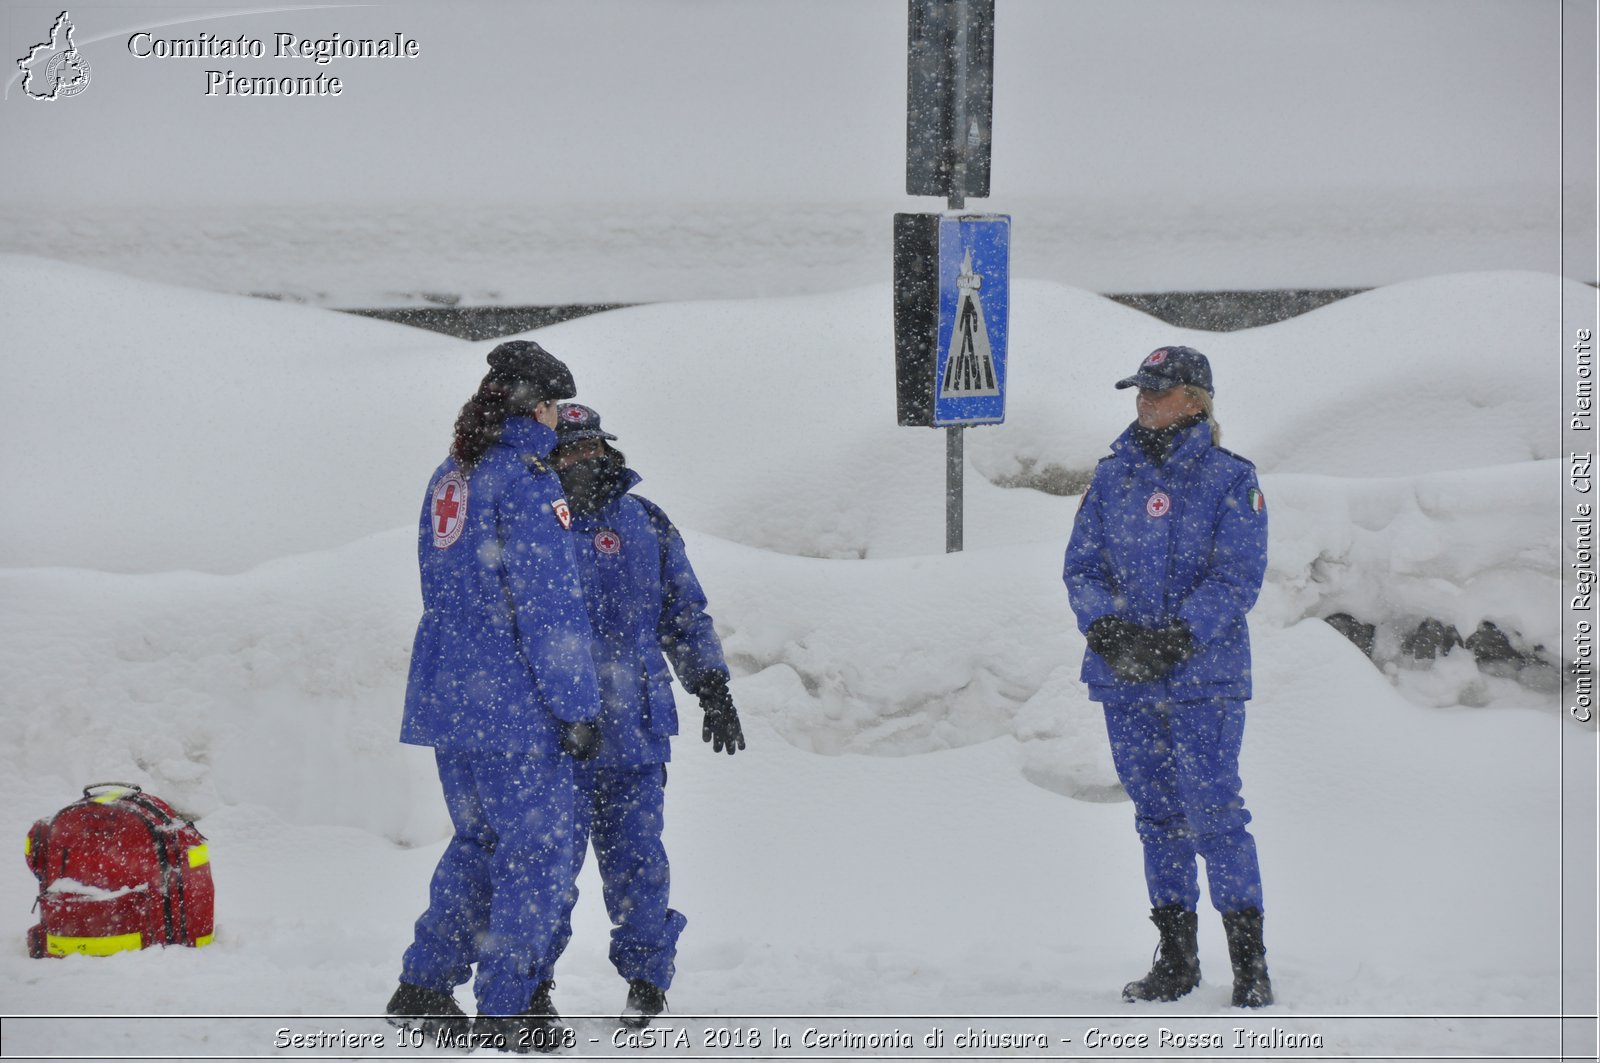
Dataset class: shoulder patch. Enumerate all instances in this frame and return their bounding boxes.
[1247,486,1266,514]
[431,471,468,549]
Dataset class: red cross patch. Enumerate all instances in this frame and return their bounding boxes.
[1146,490,1171,518]
[594,529,622,555]
[561,405,589,424]
[431,472,468,549]
[551,498,572,530]
[1145,348,1169,365]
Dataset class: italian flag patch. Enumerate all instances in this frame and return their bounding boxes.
[1248,487,1266,513]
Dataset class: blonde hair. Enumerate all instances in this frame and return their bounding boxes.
[1182,385,1222,446]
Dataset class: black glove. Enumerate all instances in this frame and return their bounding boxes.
[1143,623,1195,670]
[560,721,601,761]
[696,674,746,755]
[1085,615,1140,659]
[1088,617,1194,683]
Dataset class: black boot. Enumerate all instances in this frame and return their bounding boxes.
[620,979,667,1027]
[385,982,470,1043]
[1221,907,1275,1007]
[529,980,559,1021]
[1122,905,1201,1002]
[470,980,567,1055]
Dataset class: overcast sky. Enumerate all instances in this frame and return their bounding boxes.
[0,0,1578,209]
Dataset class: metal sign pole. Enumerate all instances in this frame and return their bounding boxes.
[946,423,964,552]
[944,196,964,553]
[945,0,968,554]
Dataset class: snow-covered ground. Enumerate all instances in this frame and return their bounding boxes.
[0,253,1589,1060]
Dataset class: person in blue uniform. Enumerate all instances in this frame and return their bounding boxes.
[386,341,604,1053]
[1063,345,1274,1009]
[526,402,745,1029]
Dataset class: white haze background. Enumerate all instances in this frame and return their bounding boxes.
[0,1,1594,1061]
[0,0,1585,303]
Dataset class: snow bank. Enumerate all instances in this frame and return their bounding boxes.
[5,257,1571,573]
[1,256,466,572]
[6,255,1566,709]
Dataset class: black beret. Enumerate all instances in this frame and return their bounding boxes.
[485,340,576,401]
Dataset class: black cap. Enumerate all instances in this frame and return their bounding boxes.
[554,402,618,444]
[1114,345,1214,396]
[485,340,576,401]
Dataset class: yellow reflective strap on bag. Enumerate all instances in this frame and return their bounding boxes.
[47,932,143,957]
[23,835,30,857]
[194,933,214,948]
[90,789,129,804]
[187,844,209,868]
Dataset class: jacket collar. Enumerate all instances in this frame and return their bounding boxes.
[496,416,558,458]
[566,466,643,523]
[1111,418,1212,470]
[593,467,643,512]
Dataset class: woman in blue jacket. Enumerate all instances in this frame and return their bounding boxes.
[387,341,604,1052]
[527,402,744,1029]
[1064,346,1274,1008]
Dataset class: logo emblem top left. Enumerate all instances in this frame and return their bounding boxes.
[17,11,91,101]
[432,472,468,549]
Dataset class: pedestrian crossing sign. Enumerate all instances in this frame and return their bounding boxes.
[939,246,1000,397]
[893,212,1010,428]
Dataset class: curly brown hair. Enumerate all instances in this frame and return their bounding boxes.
[450,376,545,470]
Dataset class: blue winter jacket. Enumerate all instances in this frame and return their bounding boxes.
[1064,419,1268,703]
[401,417,602,752]
[566,469,729,767]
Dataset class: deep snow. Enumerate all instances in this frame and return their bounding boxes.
[0,255,1590,1060]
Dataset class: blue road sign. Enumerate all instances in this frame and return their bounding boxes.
[933,214,1009,426]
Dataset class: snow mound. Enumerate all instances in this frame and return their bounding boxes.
[3,258,1575,574]
[1,257,464,573]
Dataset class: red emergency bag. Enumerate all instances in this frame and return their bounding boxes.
[24,783,214,958]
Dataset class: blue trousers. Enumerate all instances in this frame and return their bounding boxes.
[400,749,577,1017]
[532,762,686,990]
[1102,697,1264,913]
